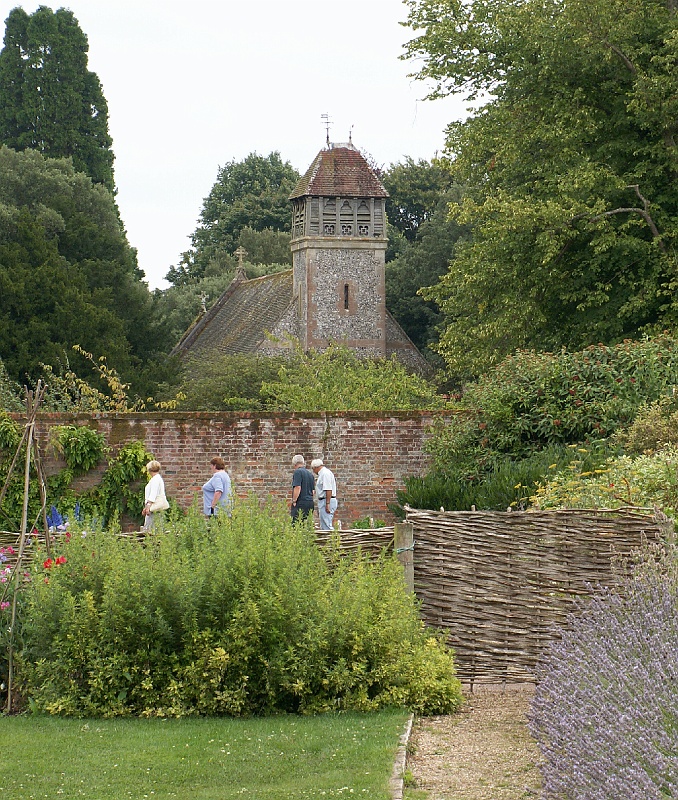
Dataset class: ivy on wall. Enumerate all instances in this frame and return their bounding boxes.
[0,413,152,530]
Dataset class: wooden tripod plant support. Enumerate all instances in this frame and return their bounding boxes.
[1,381,50,713]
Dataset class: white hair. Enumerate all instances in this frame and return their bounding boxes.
[310,458,324,469]
[292,454,305,466]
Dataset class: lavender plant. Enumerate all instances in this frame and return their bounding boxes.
[530,544,678,799]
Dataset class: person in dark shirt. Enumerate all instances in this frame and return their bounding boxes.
[290,454,315,524]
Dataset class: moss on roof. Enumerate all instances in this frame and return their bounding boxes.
[289,144,388,199]
[172,270,294,358]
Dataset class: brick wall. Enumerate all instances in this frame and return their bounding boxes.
[29,412,441,526]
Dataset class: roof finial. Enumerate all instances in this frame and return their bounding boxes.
[321,112,332,147]
[234,246,248,280]
[348,125,354,146]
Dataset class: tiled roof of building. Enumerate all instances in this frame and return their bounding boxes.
[289,143,388,199]
[171,270,294,359]
[171,268,430,374]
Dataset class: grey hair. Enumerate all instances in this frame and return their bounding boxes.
[292,454,305,466]
[310,458,324,469]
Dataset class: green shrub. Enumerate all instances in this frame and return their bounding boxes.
[397,445,610,512]
[15,500,462,717]
[0,359,22,412]
[620,398,678,455]
[261,343,445,411]
[429,335,678,476]
[350,516,388,529]
[172,353,288,411]
[532,446,678,515]
[53,425,107,473]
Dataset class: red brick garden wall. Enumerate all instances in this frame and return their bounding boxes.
[30,412,441,526]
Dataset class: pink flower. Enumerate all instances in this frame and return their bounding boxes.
[0,601,9,611]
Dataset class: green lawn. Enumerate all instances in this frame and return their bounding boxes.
[0,710,409,799]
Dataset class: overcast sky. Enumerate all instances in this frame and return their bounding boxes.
[1,0,468,289]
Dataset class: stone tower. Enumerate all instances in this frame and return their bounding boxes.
[289,141,389,356]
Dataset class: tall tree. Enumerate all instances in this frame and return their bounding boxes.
[404,0,678,380]
[168,152,299,285]
[0,6,114,191]
[383,158,469,353]
[0,146,165,392]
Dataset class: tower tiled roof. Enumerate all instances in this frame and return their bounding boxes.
[289,143,388,199]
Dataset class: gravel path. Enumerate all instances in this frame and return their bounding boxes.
[405,684,543,799]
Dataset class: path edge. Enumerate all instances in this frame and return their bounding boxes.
[390,713,414,799]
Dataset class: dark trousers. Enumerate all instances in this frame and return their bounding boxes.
[291,504,313,524]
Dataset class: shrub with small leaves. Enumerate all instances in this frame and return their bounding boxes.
[532,446,678,516]
[529,543,678,799]
[17,500,463,717]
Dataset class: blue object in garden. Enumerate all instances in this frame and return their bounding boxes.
[47,505,66,530]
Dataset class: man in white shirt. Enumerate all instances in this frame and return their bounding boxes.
[311,458,338,530]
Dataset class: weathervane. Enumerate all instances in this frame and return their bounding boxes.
[321,112,333,146]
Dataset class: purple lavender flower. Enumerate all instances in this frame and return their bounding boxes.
[530,552,678,799]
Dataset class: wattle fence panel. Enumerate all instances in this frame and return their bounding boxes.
[403,507,671,684]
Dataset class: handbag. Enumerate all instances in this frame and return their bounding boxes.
[149,495,169,513]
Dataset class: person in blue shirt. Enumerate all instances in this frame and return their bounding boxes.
[202,456,232,517]
[290,454,315,524]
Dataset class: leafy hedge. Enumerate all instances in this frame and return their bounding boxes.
[12,501,462,717]
[398,335,678,512]
[432,336,678,473]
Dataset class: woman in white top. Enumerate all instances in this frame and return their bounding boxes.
[142,460,166,530]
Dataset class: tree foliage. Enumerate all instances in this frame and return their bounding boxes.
[404,0,678,379]
[261,344,445,412]
[168,152,299,286]
[384,158,469,353]
[0,6,115,191]
[384,157,456,243]
[0,147,164,392]
[170,353,288,411]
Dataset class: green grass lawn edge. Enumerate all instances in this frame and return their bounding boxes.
[0,709,410,799]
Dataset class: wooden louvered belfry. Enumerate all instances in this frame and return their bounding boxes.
[288,141,389,356]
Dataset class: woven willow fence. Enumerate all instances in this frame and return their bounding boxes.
[4,509,671,686]
[315,527,395,558]
[405,507,672,684]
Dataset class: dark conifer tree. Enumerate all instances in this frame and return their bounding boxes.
[0,6,115,191]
